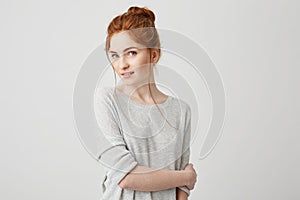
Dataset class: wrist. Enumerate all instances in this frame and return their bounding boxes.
[179,170,190,186]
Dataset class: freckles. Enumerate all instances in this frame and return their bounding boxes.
[111,65,118,73]
[111,61,118,69]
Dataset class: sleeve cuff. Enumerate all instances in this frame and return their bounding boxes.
[106,150,139,184]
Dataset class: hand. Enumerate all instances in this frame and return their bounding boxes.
[184,163,197,190]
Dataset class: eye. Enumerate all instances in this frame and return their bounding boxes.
[127,51,137,56]
[110,54,119,60]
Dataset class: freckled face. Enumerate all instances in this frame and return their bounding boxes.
[108,31,153,87]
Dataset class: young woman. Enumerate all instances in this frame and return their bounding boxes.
[94,6,197,200]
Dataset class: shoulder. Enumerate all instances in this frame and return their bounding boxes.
[94,86,117,107]
[94,86,115,99]
[170,96,191,114]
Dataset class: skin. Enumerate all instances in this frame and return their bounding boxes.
[108,31,197,198]
[108,31,165,103]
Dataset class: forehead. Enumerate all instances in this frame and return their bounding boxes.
[109,31,145,52]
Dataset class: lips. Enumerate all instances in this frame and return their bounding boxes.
[121,71,134,77]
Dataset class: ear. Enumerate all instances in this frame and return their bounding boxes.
[151,49,159,63]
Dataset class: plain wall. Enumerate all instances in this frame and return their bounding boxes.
[1,0,299,199]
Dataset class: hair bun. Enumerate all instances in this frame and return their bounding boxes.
[127,6,155,22]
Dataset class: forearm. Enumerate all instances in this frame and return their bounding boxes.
[118,165,188,191]
[176,187,188,200]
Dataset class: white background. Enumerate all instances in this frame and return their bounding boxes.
[1,0,299,199]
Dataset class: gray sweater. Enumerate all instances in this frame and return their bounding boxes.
[94,86,191,200]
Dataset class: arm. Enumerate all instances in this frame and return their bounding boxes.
[177,104,192,197]
[94,88,139,185]
[177,187,188,200]
[118,165,191,191]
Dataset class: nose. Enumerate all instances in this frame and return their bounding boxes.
[118,55,129,70]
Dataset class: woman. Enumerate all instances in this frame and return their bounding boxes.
[94,6,197,200]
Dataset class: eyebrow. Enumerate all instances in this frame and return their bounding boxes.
[108,47,138,54]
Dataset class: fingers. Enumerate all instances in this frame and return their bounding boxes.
[184,163,198,190]
[184,163,194,170]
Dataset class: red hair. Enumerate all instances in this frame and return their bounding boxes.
[105,6,161,62]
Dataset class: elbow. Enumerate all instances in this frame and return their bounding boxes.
[118,171,137,189]
[118,176,134,190]
[118,178,128,189]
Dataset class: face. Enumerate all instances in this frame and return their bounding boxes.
[108,31,158,87]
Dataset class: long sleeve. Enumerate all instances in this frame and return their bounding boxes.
[94,87,138,184]
[177,104,192,196]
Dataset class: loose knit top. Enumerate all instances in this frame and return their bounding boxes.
[94,86,191,200]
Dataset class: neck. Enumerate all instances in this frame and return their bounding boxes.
[118,82,161,102]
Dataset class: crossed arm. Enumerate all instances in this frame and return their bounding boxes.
[118,165,186,190]
[118,165,192,199]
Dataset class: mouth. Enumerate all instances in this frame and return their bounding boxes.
[121,71,134,78]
